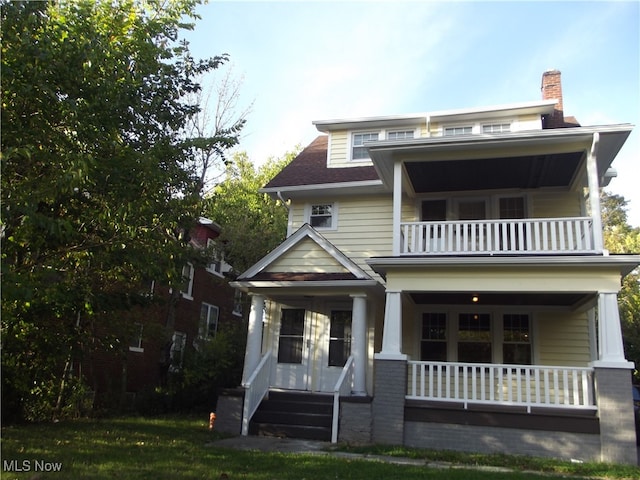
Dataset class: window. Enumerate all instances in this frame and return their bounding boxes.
[352,132,378,160]
[309,204,334,229]
[180,263,194,299]
[421,199,447,221]
[387,130,415,140]
[199,303,219,339]
[499,196,525,219]
[128,323,144,353]
[503,314,531,364]
[232,289,243,317]
[205,239,224,276]
[329,310,352,367]
[482,123,511,133]
[169,331,187,372]
[444,126,472,136]
[278,309,305,364]
[458,313,492,363]
[421,313,447,361]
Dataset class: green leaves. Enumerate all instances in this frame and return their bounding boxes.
[1,0,238,420]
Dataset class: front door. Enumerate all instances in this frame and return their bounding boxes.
[273,308,311,390]
[272,306,353,392]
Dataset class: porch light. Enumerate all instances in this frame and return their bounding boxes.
[472,295,479,303]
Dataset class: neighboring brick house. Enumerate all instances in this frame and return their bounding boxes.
[86,218,245,407]
[224,70,639,464]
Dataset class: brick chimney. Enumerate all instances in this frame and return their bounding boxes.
[541,69,564,128]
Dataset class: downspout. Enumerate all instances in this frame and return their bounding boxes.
[585,132,604,253]
[277,191,293,237]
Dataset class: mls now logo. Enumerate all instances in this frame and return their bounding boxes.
[3,459,63,472]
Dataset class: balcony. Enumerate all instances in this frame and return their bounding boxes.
[400,217,596,256]
[407,361,595,413]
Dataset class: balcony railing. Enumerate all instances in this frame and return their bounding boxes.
[400,217,595,255]
[407,361,595,412]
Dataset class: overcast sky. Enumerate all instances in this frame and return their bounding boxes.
[184,0,640,226]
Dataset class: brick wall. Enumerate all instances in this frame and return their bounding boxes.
[372,359,406,444]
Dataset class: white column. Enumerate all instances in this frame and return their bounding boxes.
[392,161,403,256]
[586,132,604,252]
[350,294,367,395]
[591,292,634,369]
[242,294,265,384]
[376,290,407,360]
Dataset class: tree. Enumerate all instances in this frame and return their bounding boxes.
[1,0,236,420]
[205,150,298,274]
[601,191,640,381]
[183,66,253,194]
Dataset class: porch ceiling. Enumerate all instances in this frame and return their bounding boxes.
[404,151,583,193]
[410,292,593,308]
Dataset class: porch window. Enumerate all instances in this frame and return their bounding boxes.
[199,302,219,339]
[278,309,305,364]
[503,314,531,364]
[499,196,525,219]
[352,132,378,160]
[457,313,492,363]
[328,310,352,367]
[420,313,447,361]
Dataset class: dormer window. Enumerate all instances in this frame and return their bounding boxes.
[483,123,511,133]
[387,130,415,140]
[444,126,472,136]
[352,132,378,160]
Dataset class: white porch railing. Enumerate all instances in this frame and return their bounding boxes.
[401,217,595,255]
[241,349,272,436]
[331,356,354,444]
[407,361,595,413]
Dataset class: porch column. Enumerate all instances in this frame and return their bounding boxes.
[350,294,367,395]
[592,292,634,369]
[591,294,636,464]
[585,132,604,252]
[242,294,265,384]
[376,290,406,360]
[392,160,403,256]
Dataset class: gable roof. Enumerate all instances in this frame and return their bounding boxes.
[234,224,375,285]
[261,136,380,191]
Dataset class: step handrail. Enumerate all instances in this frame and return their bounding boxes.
[331,355,354,443]
[241,349,272,436]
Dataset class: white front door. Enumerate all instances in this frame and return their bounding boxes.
[272,306,354,392]
[273,308,312,390]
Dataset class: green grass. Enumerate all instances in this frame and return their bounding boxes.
[0,415,638,479]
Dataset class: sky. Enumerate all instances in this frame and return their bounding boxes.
[184,0,640,226]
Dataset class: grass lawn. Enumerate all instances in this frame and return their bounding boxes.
[1,415,638,479]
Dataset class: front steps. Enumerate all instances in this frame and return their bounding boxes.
[249,390,333,441]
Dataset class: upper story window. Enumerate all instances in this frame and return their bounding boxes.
[387,130,415,140]
[180,263,194,300]
[206,238,225,277]
[444,126,472,136]
[308,203,336,229]
[482,123,511,133]
[352,132,379,160]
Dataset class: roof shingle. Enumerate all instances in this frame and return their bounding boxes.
[263,136,379,189]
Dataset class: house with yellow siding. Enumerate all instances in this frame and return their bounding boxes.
[222,70,639,464]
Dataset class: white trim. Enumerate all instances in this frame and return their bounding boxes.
[231,280,379,289]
